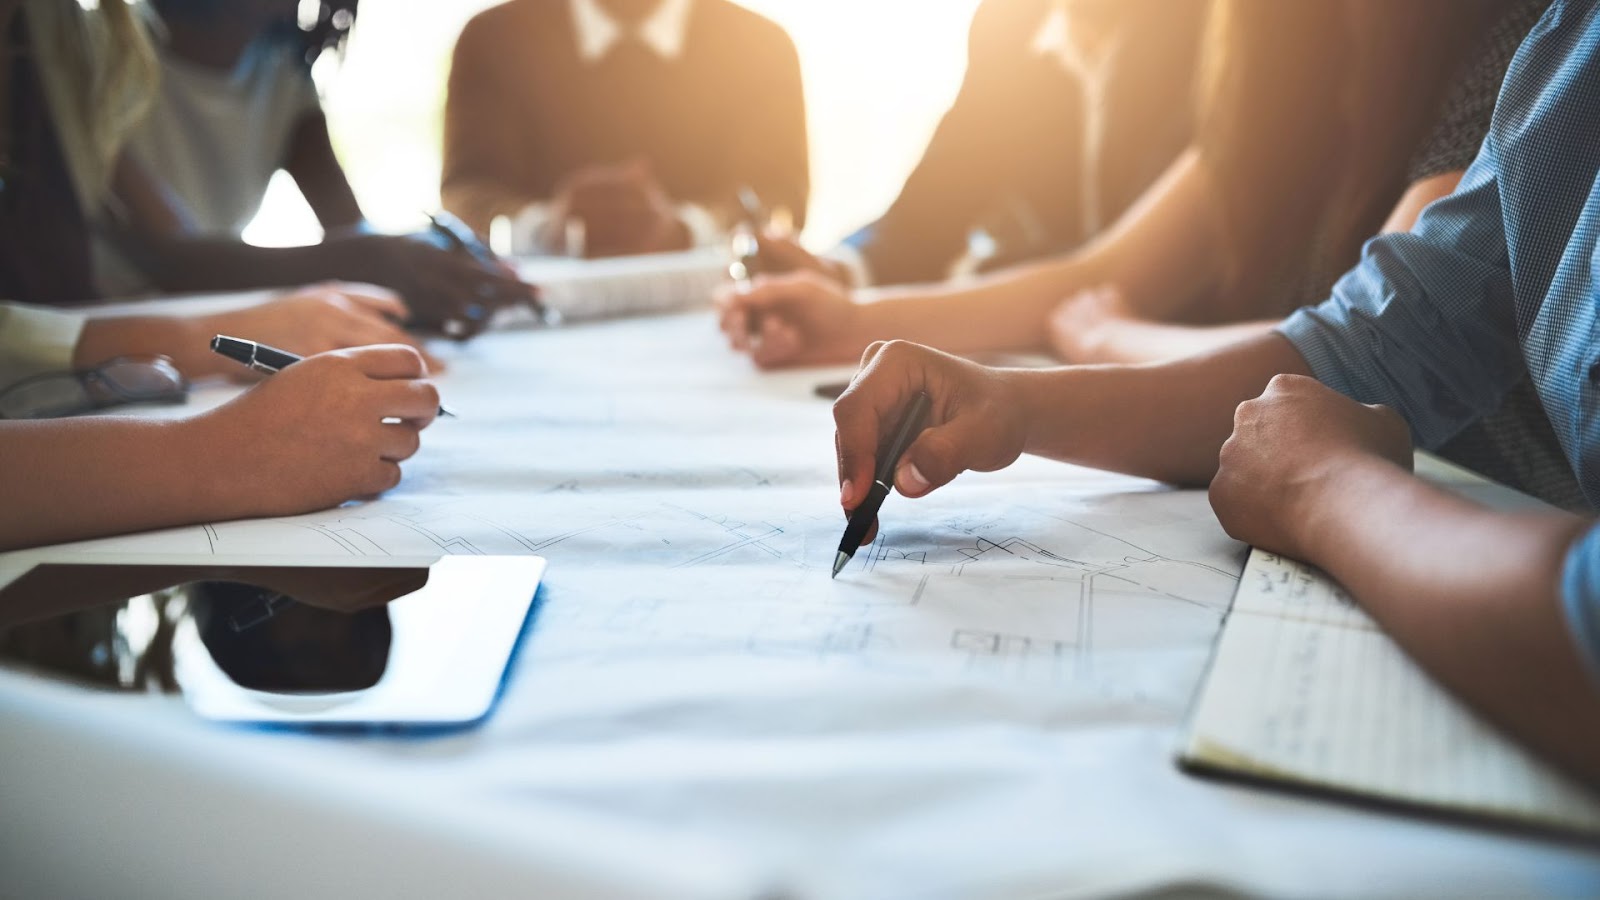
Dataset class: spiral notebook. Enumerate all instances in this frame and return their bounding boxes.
[1180,549,1600,839]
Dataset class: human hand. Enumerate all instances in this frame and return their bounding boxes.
[190,345,440,520]
[715,270,866,368]
[833,341,1032,542]
[544,160,691,258]
[1210,374,1414,559]
[1046,285,1128,363]
[335,233,535,338]
[197,283,443,379]
[752,232,855,286]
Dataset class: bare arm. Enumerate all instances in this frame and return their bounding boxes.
[284,112,365,231]
[724,150,1229,365]
[828,331,1310,529]
[1047,171,1470,366]
[1211,376,1600,786]
[0,346,439,553]
[860,150,1226,351]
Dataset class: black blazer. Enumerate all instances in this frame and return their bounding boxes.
[842,0,1207,285]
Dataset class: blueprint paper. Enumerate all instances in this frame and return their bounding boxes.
[4,313,1598,899]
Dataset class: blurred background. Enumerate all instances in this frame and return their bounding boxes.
[246,0,986,250]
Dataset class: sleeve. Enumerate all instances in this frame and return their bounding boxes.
[0,303,86,392]
[721,18,808,231]
[851,0,1067,286]
[1275,139,1525,450]
[1562,523,1600,686]
[441,12,538,235]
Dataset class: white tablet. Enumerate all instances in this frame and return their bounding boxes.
[0,555,545,731]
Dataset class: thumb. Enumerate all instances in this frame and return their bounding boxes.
[894,419,990,498]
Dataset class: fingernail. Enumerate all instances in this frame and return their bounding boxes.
[840,479,854,504]
[896,462,930,496]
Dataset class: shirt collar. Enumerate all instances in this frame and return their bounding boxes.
[570,0,694,63]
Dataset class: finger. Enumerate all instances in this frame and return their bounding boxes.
[355,323,445,373]
[893,420,986,498]
[858,340,887,372]
[833,379,900,510]
[752,319,801,369]
[373,378,442,428]
[374,421,424,463]
[360,460,404,498]
[347,344,429,380]
[331,284,410,321]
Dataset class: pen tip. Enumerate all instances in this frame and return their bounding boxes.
[831,552,849,579]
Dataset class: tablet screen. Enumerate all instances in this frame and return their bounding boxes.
[0,556,545,730]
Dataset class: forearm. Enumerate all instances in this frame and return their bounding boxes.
[1074,318,1279,365]
[1296,458,1600,785]
[75,314,237,380]
[859,254,1109,355]
[1018,332,1310,484]
[110,232,349,294]
[0,418,234,551]
[852,149,1228,355]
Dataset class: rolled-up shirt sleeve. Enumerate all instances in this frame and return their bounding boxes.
[1276,143,1527,450]
[0,303,85,391]
[1562,523,1600,685]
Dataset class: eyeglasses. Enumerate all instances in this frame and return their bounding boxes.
[0,355,189,420]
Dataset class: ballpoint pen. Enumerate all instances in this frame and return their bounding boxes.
[832,391,933,578]
[210,335,457,419]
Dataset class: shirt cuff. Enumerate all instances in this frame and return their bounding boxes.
[824,242,872,288]
[1561,522,1600,687]
[0,303,85,392]
[1275,308,1362,399]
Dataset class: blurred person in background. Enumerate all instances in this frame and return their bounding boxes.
[442,0,808,258]
[722,0,1584,510]
[1,0,439,552]
[99,0,534,337]
[757,0,1207,289]
[719,0,1497,366]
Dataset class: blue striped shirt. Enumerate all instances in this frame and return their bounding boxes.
[1277,0,1600,677]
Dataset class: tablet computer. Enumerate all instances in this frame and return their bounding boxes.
[0,555,545,731]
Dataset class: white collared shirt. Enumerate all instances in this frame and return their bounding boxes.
[570,0,695,63]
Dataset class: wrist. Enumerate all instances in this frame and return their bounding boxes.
[171,314,228,379]
[1290,450,1401,560]
[176,405,264,522]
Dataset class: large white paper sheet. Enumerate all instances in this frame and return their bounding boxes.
[3,312,1598,899]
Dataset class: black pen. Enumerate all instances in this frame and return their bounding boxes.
[210,335,457,419]
[832,391,933,578]
[425,210,552,326]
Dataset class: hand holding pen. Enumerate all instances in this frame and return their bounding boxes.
[212,335,458,418]
[830,341,1034,574]
[424,210,552,333]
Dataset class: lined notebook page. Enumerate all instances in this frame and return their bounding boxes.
[1183,550,1600,835]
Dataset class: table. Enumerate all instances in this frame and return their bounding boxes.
[2,311,1596,899]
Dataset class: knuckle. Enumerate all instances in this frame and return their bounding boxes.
[419,381,441,406]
